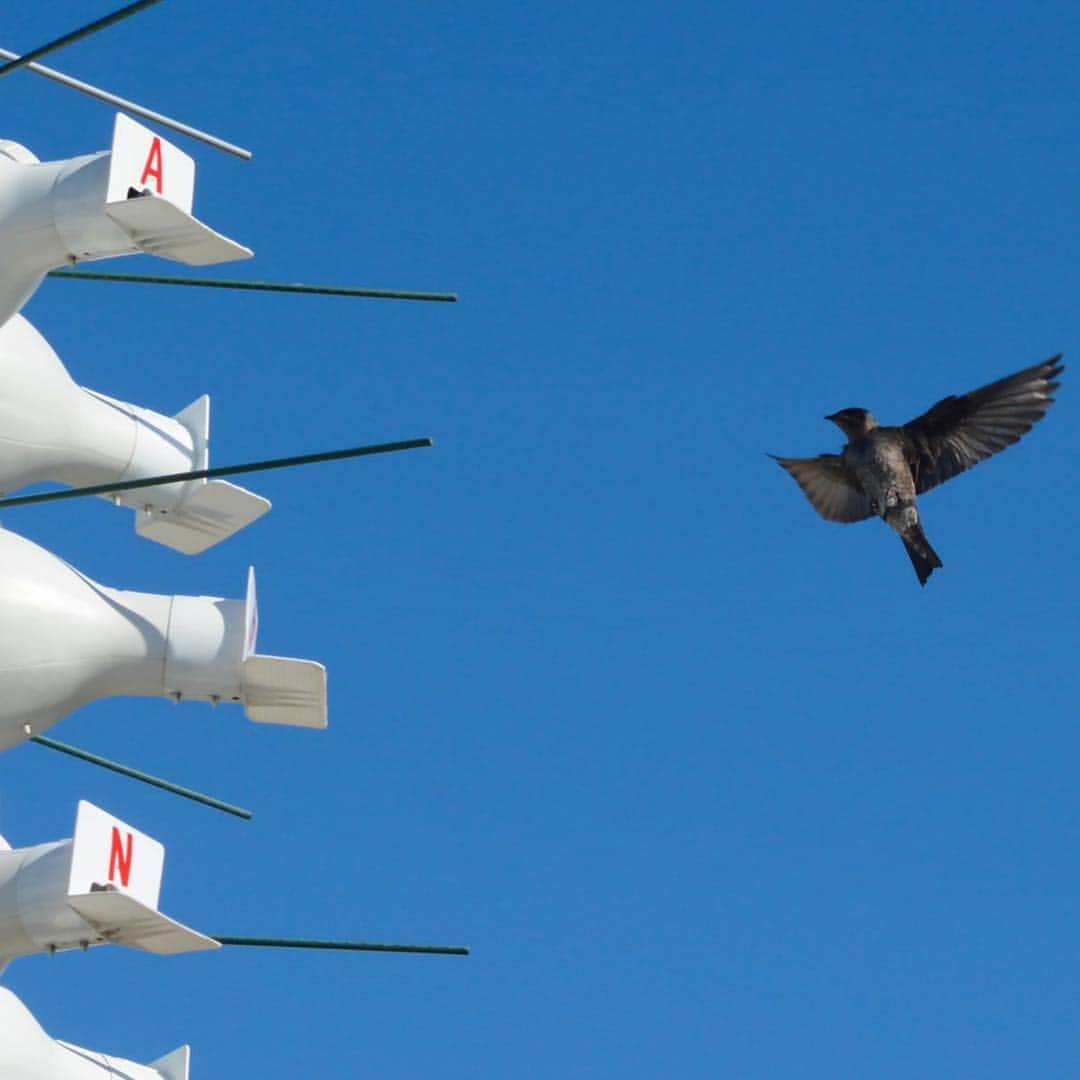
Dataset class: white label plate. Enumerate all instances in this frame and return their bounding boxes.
[107,113,195,213]
[67,800,164,909]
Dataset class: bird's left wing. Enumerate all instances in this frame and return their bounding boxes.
[770,454,874,523]
[901,356,1063,494]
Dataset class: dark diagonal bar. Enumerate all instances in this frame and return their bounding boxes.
[0,0,166,78]
[49,269,458,303]
[0,438,434,510]
[213,936,469,956]
[31,735,252,820]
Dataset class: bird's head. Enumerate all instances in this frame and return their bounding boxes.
[825,407,878,438]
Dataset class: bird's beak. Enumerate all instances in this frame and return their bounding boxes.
[824,412,838,422]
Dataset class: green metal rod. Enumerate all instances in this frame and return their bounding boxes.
[0,437,433,510]
[31,735,253,820]
[0,0,166,78]
[47,269,458,303]
[213,936,468,956]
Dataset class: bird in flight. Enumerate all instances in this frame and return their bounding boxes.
[772,357,1063,585]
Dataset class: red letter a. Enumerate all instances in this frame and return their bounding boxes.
[139,137,164,193]
[108,827,133,887]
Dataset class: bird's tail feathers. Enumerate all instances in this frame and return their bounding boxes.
[901,524,943,586]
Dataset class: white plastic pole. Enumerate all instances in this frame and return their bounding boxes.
[0,46,251,160]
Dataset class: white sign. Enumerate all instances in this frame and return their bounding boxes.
[107,113,195,213]
[67,801,165,910]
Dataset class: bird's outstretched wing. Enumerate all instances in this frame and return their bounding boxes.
[770,454,874,523]
[902,356,1063,494]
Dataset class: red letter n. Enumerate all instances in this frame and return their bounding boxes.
[108,827,133,887]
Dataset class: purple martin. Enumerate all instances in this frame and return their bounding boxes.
[772,357,1064,585]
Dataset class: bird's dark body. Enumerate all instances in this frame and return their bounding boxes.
[840,426,941,585]
[772,357,1063,585]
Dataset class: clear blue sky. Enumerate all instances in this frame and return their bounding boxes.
[2,2,1078,1076]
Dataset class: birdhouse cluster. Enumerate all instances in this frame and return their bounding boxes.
[0,44,462,1079]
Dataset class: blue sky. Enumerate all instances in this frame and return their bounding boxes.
[2,2,1078,1076]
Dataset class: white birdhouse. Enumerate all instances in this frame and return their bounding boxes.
[0,313,269,553]
[0,529,327,751]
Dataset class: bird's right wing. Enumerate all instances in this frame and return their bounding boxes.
[901,356,1063,494]
[770,454,875,523]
